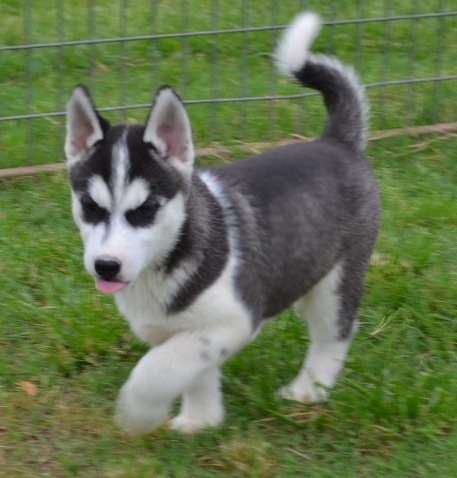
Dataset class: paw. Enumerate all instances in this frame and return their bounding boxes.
[115,384,169,435]
[169,416,213,434]
[169,408,224,434]
[277,375,329,404]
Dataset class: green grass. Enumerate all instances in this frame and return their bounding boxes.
[1,1,456,168]
[1,1,456,475]
[0,134,456,477]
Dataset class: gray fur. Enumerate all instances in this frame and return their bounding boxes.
[203,138,380,335]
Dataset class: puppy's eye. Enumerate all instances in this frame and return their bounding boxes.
[125,198,160,226]
[80,195,108,223]
[81,196,99,213]
[138,199,159,216]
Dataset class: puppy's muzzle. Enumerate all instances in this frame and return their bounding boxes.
[95,257,122,280]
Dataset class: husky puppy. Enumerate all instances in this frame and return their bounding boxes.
[65,12,380,434]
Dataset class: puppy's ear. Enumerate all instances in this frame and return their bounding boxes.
[65,86,110,165]
[143,86,195,177]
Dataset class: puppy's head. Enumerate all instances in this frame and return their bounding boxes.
[65,85,194,293]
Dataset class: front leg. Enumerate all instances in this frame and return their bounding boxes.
[169,366,224,433]
[115,325,251,434]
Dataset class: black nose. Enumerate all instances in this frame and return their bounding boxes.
[94,259,121,279]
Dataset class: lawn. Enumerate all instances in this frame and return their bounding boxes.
[1,0,456,476]
[1,0,456,168]
[0,134,456,476]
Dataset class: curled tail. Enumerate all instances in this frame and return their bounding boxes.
[275,12,368,154]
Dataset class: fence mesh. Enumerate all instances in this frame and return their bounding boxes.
[1,1,456,169]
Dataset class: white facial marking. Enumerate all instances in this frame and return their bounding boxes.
[88,175,112,211]
[112,129,130,206]
[121,178,151,212]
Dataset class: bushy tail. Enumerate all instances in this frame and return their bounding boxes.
[275,12,368,154]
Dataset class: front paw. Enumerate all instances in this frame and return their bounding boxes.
[169,412,223,434]
[115,382,170,435]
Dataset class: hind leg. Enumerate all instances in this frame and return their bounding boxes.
[278,262,359,403]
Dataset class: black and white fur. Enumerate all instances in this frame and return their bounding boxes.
[65,12,380,434]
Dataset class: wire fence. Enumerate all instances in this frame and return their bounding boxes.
[1,1,456,170]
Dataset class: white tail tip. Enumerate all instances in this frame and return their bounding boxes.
[274,12,322,77]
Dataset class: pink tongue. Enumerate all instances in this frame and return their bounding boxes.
[95,280,127,294]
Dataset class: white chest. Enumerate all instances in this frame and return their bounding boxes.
[114,257,253,346]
